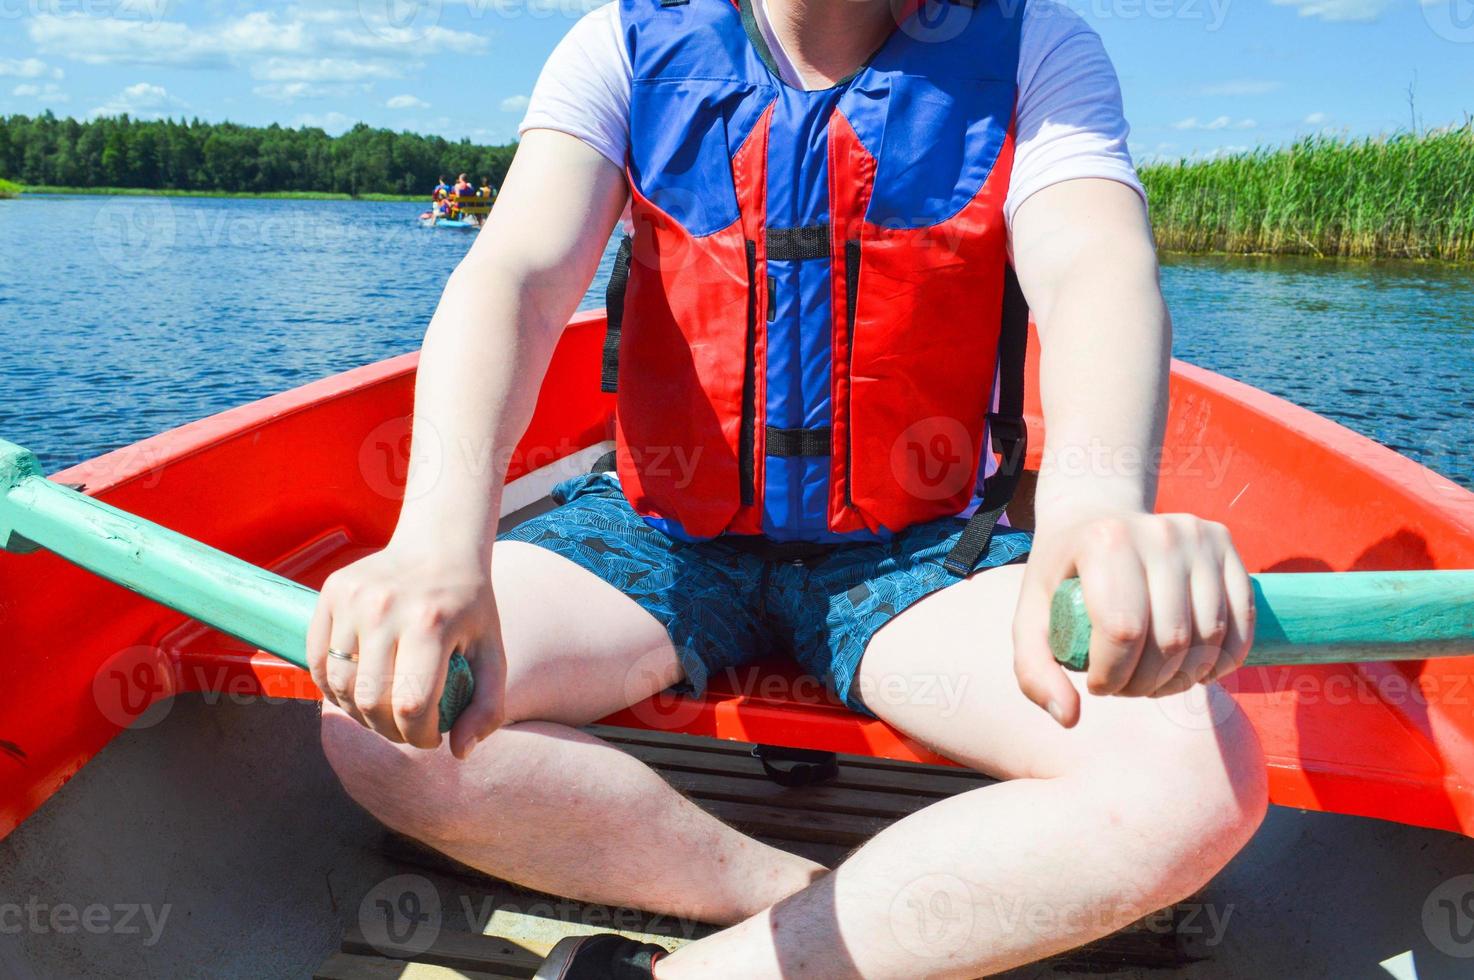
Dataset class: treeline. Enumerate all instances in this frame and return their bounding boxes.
[0,113,517,197]
[1141,124,1474,263]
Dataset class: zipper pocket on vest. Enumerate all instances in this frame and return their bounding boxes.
[843,239,860,509]
[740,239,759,507]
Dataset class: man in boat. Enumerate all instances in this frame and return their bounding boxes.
[454,173,476,198]
[432,176,451,203]
[478,177,495,202]
[311,1,1267,976]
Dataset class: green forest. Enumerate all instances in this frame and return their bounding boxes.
[0,113,517,197]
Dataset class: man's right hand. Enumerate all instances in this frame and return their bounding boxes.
[307,544,507,759]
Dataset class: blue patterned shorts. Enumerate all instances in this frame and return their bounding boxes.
[498,472,1032,716]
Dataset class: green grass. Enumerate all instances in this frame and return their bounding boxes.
[1141,124,1474,263]
[17,185,421,202]
[0,178,20,199]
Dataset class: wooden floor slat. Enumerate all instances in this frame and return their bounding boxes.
[609,739,993,798]
[321,727,1197,979]
[342,925,541,977]
[315,951,522,980]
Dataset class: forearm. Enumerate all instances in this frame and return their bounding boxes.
[389,263,566,561]
[1031,242,1170,532]
[1011,179,1170,534]
[385,130,627,564]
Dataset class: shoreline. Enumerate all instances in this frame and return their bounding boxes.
[13,186,421,202]
[1140,125,1474,265]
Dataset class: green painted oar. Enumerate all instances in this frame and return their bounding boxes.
[1049,572,1474,670]
[0,440,473,731]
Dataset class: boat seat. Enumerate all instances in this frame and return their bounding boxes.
[166,488,983,766]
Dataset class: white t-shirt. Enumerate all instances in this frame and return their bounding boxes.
[519,0,1145,230]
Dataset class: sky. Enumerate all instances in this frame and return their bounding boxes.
[0,0,1470,163]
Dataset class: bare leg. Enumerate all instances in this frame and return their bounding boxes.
[659,563,1268,977]
[321,541,823,925]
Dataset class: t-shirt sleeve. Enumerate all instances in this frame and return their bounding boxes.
[1006,1,1146,230]
[517,3,631,171]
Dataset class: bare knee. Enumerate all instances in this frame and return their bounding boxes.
[320,704,527,846]
[1089,686,1268,904]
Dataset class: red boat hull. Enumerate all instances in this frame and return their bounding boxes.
[3,310,1473,840]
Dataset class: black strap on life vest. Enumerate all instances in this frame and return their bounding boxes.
[766,224,831,261]
[942,264,1030,577]
[765,425,832,457]
[600,235,634,394]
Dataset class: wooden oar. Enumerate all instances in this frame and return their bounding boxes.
[1049,572,1474,670]
[0,439,473,730]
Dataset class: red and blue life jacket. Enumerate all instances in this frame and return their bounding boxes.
[603,0,1029,570]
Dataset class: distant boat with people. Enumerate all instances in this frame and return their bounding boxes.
[420,172,495,229]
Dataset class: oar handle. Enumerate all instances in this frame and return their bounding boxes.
[0,440,473,732]
[1049,570,1474,670]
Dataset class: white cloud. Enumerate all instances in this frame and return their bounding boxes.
[1172,116,1258,131]
[12,82,69,103]
[1271,0,1392,22]
[0,57,59,79]
[254,81,371,102]
[293,110,355,135]
[1197,79,1282,97]
[1303,111,1329,125]
[89,81,187,119]
[28,9,489,71]
[498,94,529,113]
[254,56,402,83]
[387,94,429,109]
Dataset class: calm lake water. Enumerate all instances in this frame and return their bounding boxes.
[1,195,1470,489]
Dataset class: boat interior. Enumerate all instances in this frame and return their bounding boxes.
[3,311,1474,976]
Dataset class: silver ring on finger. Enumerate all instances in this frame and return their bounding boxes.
[328,647,359,663]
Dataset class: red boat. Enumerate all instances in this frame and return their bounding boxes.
[3,309,1473,975]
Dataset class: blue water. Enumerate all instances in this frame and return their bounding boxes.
[1,195,1470,489]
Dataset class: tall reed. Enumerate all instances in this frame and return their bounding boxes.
[1141,124,1474,263]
